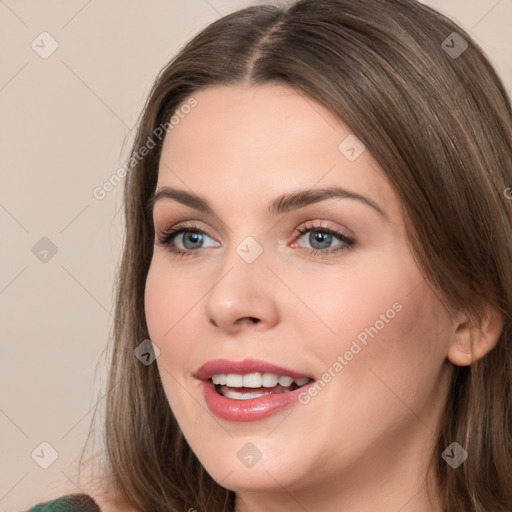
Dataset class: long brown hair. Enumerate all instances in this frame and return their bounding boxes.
[80,1,512,510]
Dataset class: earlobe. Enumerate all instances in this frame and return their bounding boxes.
[447,305,504,367]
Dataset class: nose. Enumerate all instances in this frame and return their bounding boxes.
[203,246,280,334]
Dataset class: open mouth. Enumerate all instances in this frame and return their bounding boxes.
[211,373,314,400]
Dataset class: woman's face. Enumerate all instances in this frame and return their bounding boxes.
[145,84,455,508]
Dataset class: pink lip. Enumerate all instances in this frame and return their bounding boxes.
[194,358,314,381]
[194,358,316,422]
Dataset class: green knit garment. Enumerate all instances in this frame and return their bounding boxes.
[23,494,100,512]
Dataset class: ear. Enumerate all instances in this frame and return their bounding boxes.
[447,304,505,366]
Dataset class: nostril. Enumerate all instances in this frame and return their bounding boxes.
[236,317,260,326]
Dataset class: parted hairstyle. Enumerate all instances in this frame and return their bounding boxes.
[81,0,512,510]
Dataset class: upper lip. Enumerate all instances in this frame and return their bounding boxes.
[194,358,315,381]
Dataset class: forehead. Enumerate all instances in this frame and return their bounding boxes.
[157,84,396,218]
[160,83,343,170]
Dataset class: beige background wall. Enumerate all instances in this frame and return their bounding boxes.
[1,1,511,510]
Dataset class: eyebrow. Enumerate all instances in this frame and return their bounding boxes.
[147,185,388,219]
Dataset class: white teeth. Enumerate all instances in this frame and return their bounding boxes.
[278,376,294,387]
[261,373,278,387]
[211,372,311,388]
[211,374,226,385]
[225,374,243,387]
[242,372,262,388]
[222,389,269,400]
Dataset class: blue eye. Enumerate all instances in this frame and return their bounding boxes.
[156,225,218,257]
[294,223,355,257]
[156,221,355,258]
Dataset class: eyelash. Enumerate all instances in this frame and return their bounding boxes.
[155,221,356,258]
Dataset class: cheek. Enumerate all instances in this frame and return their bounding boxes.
[317,277,450,431]
[144,261,193,385]
[144,259,198,342]
[144,262,194,409]
[279,253,418,361]
[289,252,449,407]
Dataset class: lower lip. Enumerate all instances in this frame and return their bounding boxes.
[200,380,315,422]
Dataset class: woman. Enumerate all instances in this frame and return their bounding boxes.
[23,0,512,510]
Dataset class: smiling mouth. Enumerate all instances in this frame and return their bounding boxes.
[211,373,314,400]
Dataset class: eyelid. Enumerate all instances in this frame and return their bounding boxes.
[156,218,351,241]
[157,219,212,236]
[156,221,217,246]
[153,208,228,238]
[294,219,351,235]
